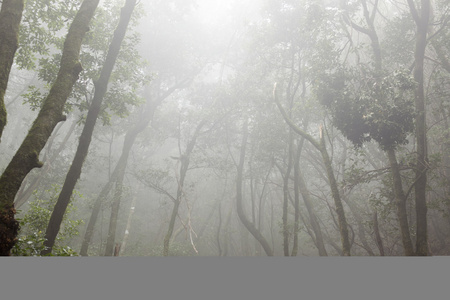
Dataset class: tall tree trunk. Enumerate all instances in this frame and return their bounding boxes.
[163,120,205,256]
[291,140,301,256]
[297,164,328,256]
[104,163,127,256]
[0,0,100,256]
[79,80,189,255]
[79,165,116,256]
[386,148,414,255]
[14,119,78,209]
[216,201,223,256]
[282,133,293,256]
[318,129,351,256]
[235,121,273,256]
[274,89,351,255]
[79,103,152,256]
[373,211,385,256]
[0,0,25,140]
[41,0,137,256]
[343,197,375,256]
[408,0,430,256]
[343,0,417,255]
[118,192,137,255]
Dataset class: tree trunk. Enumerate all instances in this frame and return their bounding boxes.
[163,120,205,256]
[297,164,328,256]
[291,140,301,256]
[235,121,273,256]
[386,148,414,255]
[282,133,293,256]
[274,89,351,255]
[0,0,100,256]
[318,131,351,256]
[41,0,137,256]
[14,119,78,209]
[79,167,116,256]
[343,197,375,256]
[216,201,223,256]
[373,211,385,256]
[104,165,127,256]
[0,0,25,140]
[79,80,188,255]
[118,192,137,255]
[408,0,430,256]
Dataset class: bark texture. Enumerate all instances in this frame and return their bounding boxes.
[0,0,100,256]
[0,0,25,140]
[41,0,137,256]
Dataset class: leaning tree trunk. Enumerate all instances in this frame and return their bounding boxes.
[41,0,137,256]
[163,120,206,256]
[0,0,100,256]
[14,119,78,209]
[79,80,190,255]
[0,0,25,140]
[297,161,328,256]
[235,121,273,256]
[274,86,351,255]
[79,101,153,256]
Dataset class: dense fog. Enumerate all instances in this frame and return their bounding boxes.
[0,0,449,256]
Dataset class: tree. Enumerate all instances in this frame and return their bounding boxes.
[0,0,25,140]
[0,0,100,256]
[79,79,191,256]
[41,0,138,255]
[235,120,274,256]
[407,0,430,256]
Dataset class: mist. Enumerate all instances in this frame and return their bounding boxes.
[0,0,449,257]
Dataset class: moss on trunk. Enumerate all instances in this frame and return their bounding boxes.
[0,0,100,256]
[0,0,25,140]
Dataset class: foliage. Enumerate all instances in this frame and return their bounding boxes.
[11,185,84,256]
[316,68,416,150]
[18,0,148,123]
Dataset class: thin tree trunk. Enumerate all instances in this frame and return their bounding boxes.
[274,88,351,255]
[282,133,293,256]
[104,165,127,256]
[0,0,25,140]
[386,148,414,255]
[235,121,273,256]
[163,121,206,256]
[222,205,232,256]
[41,0,137,255]
[343,197,375,256]
[217,201,223,256]
[119,192,137,255]
[408,0,430,256]
[79,167,116,256]
[79,80,188,255]
[373,211,385,256]
[297,165,328,256]
[291,139,301,256]
[0,0,100,256]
